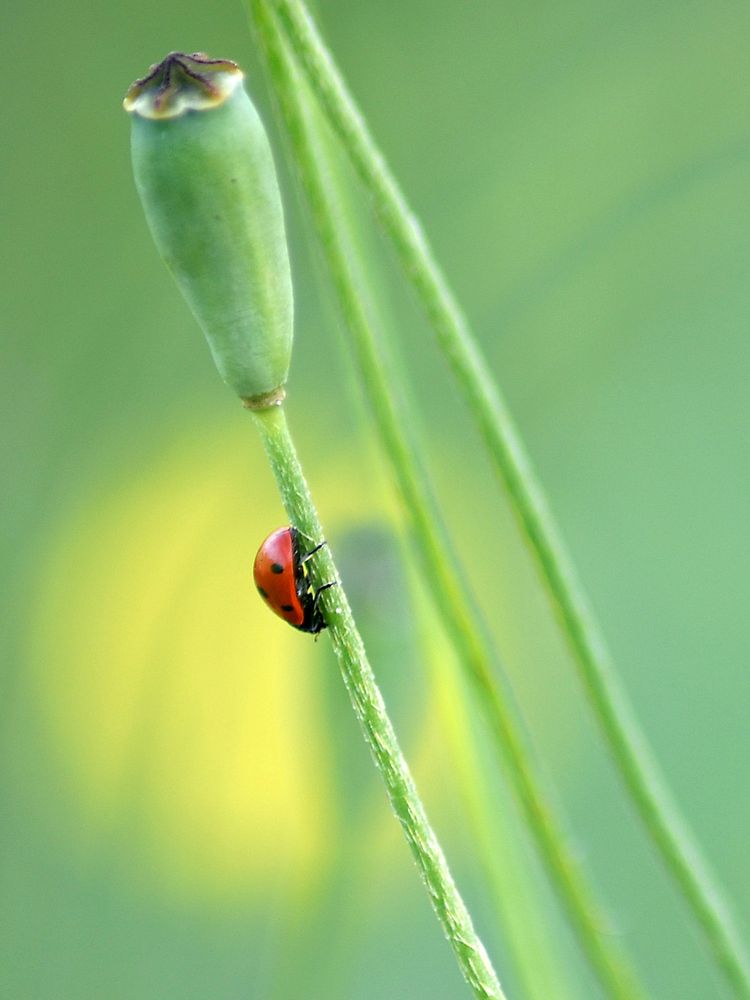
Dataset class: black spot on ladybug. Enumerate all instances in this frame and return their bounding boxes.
[257,586,268,599]
[271,562,284,574]
[280,604,294,613]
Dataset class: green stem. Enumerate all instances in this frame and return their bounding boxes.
[433,634,579,1000]
[264,2,750,994]
[249,6,643,998]
[250,402,506,1000]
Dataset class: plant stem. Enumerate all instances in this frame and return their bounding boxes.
[433,635,579,1000]
[248,7,644,998]
[250,402,506,1000]
[263,2,750,994]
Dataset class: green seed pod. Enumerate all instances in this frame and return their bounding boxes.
[124,53,293,406]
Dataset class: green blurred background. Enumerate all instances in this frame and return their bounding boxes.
[3,2,750,997]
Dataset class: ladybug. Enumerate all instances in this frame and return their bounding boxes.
[253,526,335,634]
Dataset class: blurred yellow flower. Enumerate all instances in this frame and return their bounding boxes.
[28,423,340,902]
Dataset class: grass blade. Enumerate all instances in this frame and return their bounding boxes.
[249,5,645,996]
[262,1,750,995]
[253,403,506,1000]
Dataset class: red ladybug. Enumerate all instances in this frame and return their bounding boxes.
[253,526,334,634]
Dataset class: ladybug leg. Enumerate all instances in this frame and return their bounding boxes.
[300,539,328,565]
[311,580,337,614]
[307,581,338,638]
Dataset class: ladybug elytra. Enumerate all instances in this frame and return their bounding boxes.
[253,526,334,634]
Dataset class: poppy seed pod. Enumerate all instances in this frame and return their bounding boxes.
[124,53,293,406]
